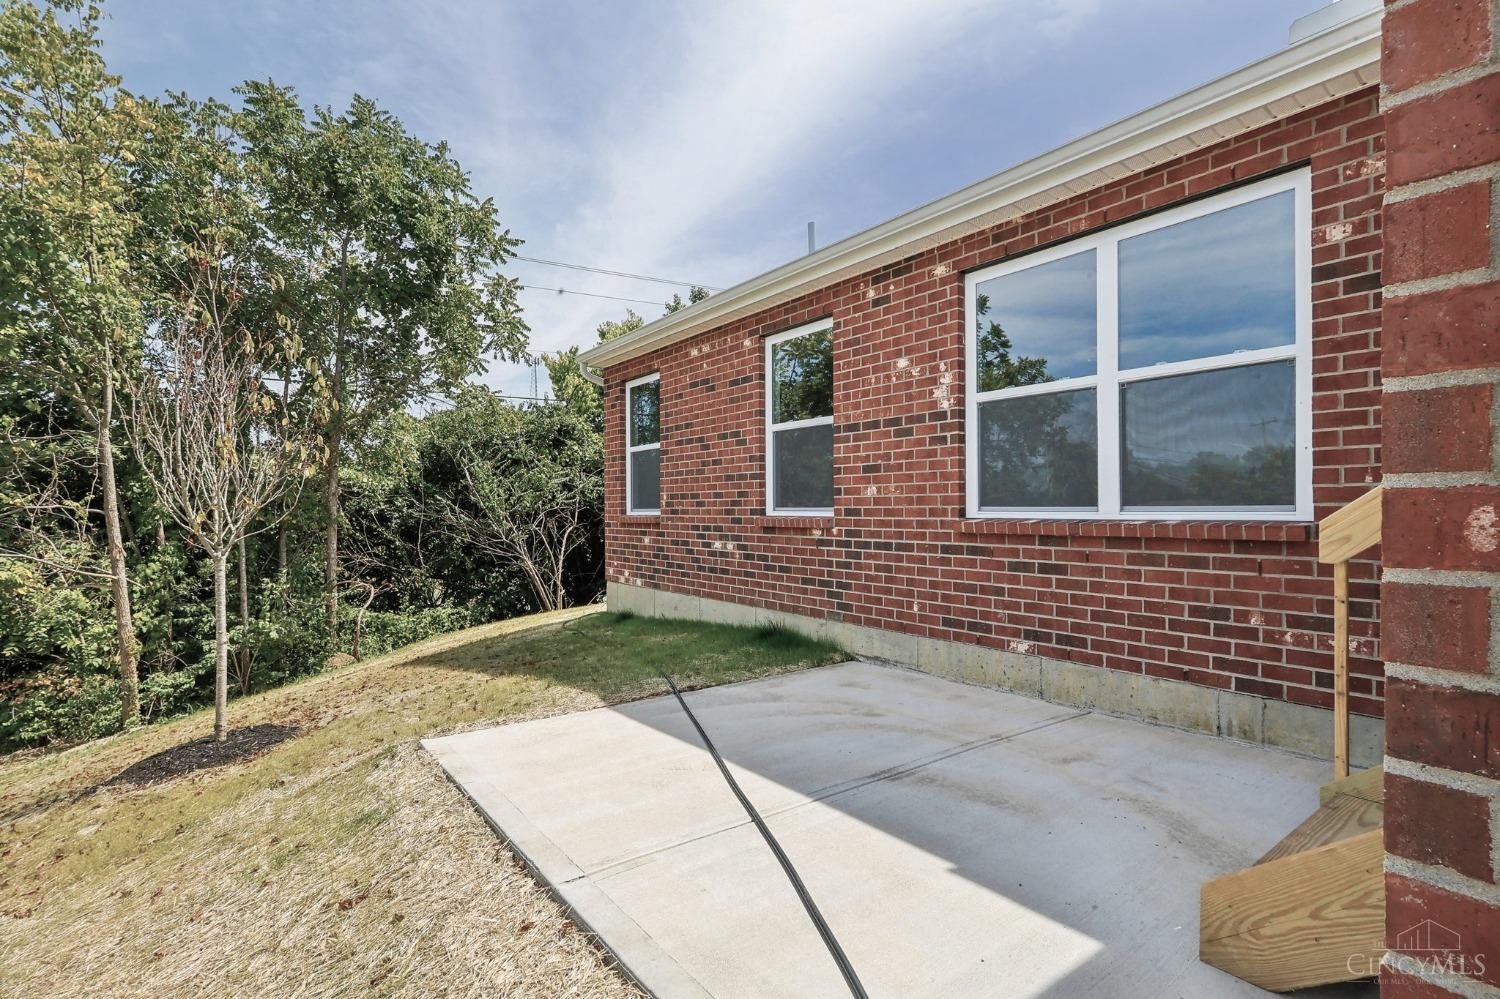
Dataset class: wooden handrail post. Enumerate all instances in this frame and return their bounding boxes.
[1318,485,1381,780]
[1332,560,1349,780]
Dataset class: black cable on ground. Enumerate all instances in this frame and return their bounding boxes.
[658,670,869,999]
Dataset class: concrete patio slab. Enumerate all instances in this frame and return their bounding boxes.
[424,661,1375,999]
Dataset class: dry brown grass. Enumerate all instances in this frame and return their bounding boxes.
[0,606,841,998]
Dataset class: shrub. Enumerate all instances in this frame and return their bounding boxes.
[347,604,481,660]
[0,671,123,748]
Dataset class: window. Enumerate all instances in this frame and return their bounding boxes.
[626,373,660,514]
[765,320,834,515]
[965,170,1311,521]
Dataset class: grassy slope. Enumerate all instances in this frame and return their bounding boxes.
[0,608,842,998]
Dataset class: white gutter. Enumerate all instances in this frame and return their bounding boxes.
[580,6,1381,371]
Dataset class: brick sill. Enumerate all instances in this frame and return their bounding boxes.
[746,515,835,530]
[617,515,662,527]
[957,519,1314,542]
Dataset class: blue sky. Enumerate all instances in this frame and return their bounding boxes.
[100,0,1321,402]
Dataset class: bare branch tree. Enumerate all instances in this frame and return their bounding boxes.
[129,324,320,741]
[433,414,599,613]
[0,422,118,585]
[335,532,395,662]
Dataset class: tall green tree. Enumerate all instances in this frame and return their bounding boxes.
[235,82,528,648]
[0,0,150,724]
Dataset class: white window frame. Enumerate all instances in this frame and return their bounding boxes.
[964,169,1313,522]
[765,319,835,517]
[625,372,661,516]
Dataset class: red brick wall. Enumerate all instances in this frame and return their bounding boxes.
[604,87,1387,717]
[1379,0,1500,993]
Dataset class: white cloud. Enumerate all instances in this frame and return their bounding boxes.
[489,0,1103,397]
[102,0,1107,401]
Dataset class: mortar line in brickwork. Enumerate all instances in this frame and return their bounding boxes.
[1381,161,1500,203]
[1386,755,1500,800]
[1387,854,1500,908]
[1381,57,1500,109]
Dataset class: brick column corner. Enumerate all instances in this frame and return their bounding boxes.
[1379,0,1500,994]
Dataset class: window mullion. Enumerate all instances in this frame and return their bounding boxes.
[1096,239,1121,517]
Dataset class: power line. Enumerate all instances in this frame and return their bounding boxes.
[256,380,552,408]
[414,390,553,411]
[519,283,669,307]
[513,254,721,292]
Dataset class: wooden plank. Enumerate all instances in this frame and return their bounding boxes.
[1320,765,1385,807]
[1332,560,1349,780]
[1318,486,1382,564]
[1256,794,1383,865]
[1201,829,1385,992]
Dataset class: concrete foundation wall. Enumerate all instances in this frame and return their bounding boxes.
[610,581,1383,768]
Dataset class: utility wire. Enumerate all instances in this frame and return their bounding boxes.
[258,379,546,405]
[519,284,670,307]
[513,254,721,292]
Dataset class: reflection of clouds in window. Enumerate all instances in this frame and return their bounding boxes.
[1119,191,1295,369]
[1121,323,1286,367]
[976,250,1096,389]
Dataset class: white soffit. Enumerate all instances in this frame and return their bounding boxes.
[580,7,1382,371]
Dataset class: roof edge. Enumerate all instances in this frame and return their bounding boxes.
[580,8,1382,371]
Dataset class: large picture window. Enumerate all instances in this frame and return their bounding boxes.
[965,170,1311,520]
[625,373,660,515]
[765,320,834,515]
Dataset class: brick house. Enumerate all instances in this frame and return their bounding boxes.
[582,0,1500,990]
[585,2,1388,760]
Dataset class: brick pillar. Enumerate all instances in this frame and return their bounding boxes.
[1379,0,1500,994]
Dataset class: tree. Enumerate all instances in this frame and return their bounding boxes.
[429,393,600,612]
[127,94,322,740]
[975,292,1049,392]
[131,329,319,741]
[0,0,151,725]
[234,82,528,649]
[664,285,710,314]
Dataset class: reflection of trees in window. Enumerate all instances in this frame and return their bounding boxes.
[975,295,1095,507]
[1120,361,1297,508]
[980,391,1097,508]
[1124,443,1295,508]
[772,329,833,422]
[976,292,1051,392]
[629,382,659,445]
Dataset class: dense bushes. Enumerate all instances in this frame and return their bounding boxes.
[0,394,604,751]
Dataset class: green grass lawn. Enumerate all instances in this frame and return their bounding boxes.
[0,607,841,999]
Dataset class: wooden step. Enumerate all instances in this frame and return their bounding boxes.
[1257,793,1383,865]
[1201,828,1385,992]
[1319,764,1383,806]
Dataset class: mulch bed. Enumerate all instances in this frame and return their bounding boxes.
[104,723,300,787]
